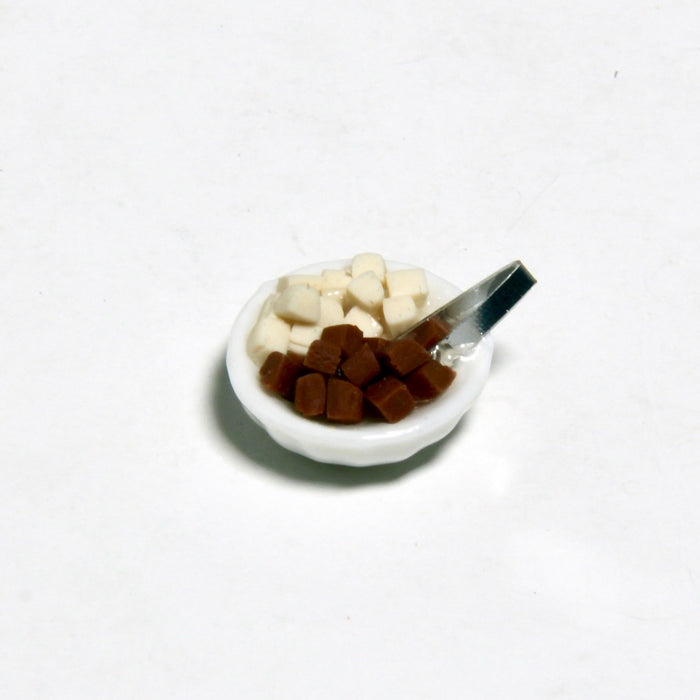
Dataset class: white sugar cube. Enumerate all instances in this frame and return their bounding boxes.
[273,285,321,323]
[382,295,419,337]
[321,288,345,306]
[276,274,323,292]
[246,315,291,365]
[257,293,278,320]
[320,269,352,306]
[351,252,386,283]
[346,271,385,313]
[289,323,322,355]
[386,268,429,305]
[318,296,344,327]
[321,269,352,291]
[344,306,384,338]
[321,270,352,304]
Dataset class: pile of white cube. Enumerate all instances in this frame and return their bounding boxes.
[247,253,430,366]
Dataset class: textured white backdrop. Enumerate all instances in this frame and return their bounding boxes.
[2,1,699,697]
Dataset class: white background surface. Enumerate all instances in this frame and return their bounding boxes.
[2,1,699,697]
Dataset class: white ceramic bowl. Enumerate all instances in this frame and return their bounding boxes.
[226,260,494,467]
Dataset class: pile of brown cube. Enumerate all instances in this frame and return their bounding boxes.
[258,318,456,424]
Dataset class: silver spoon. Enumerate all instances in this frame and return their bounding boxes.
[397,260,537,365]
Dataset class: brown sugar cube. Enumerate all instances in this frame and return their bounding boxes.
[404,359,456,400]
[321,324,364,357]
[294,373,326,417]
[341,344,381,387]
[259,351,303,400]
[408,317,451,349]
[286,350,306,366]
[364,376,415,423]
[326,378,364,423]
[303,339,342,374]
[383,337,431,377]
[363,336,388,354]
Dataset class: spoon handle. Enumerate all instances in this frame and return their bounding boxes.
[398,260,537,348]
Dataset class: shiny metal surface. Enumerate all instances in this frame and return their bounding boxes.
[398,260,537,360]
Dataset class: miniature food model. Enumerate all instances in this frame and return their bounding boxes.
[248,253,455,424]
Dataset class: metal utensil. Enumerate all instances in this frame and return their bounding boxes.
[398,260,537,364]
